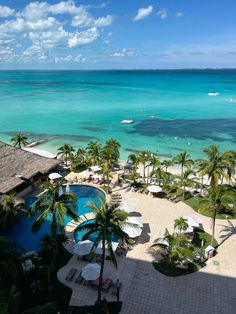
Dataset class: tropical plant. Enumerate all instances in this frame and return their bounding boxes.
[200,145,225,190]
[162,159,174,172]
[71,147,88,171]
[174,151,193,175]
[57,143,75,166]
[199,186,236,245]
[87,141,102,165]
[31,182,79,237]
[104,138,121,163]
[221,150,236,185]
[176,169,196,200]
[127,153,139,179]
[75,197,130,303]
[39,235,58,296]
[0,193,27,229]
[152,229,193,268]
[138,151,152,180]
[174,217,188,233]
[10,132,28,148]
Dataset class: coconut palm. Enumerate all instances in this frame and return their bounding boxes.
[162,159,174,172]
[200,145,225,190]
[31,182,79,237]
[127,153,139,179]
[199,186,236,245]
[138,151,152,180]
[10,133,28,148]
[104,138,121,163]
[75,197,130,303]
[57,143,75,166]
[39,234,58,296]
[174,151,193,175]
[194,158,208,195]
[1,193,26,229]
[87,141,102,165]
[176,169,196,200]
[174,217,188,233]
[221,150,236,185]
[152,229,193,268]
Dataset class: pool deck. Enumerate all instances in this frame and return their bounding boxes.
[58,185,236,314]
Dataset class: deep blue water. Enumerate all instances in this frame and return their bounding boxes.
[0,185,104,251]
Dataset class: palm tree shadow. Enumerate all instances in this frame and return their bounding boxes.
[217,220,236,248]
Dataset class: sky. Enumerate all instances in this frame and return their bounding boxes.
[0,0,236,69]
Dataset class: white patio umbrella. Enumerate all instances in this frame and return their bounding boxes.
[183,216,200,228]
[119,204,132,213]
[78,170,92,178]
[147,185,162,193]
[122,224,142,238]
[48,172,62,180]
[95,241,119,255]
[73,240,93,256]
[127,216,143,228]
[90,165,101,172]
[81,263,101,280]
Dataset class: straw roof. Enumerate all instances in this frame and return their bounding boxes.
[0,141,60,194]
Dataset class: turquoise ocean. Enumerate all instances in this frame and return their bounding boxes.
[0,70,236,160]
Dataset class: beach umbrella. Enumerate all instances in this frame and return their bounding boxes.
[147,185,162,193]
[81,263,101,280]
[127,216,143,228]
[119,204,133,213]
[183,216,200,228]
[48,172,62,180]
[95,241,119,255]
[90,165,101,172]
[73,240,93,256]
[122,224,142,238]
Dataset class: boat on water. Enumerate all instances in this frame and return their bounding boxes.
[121,119,134,124]
[230,98,236,103]
[208,92,219,96]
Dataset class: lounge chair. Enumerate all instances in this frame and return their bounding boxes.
[65,268,77,281]
[111,282,122,295]
[75,272,84,284]
[102,279,113,292]
[90,278,100,289]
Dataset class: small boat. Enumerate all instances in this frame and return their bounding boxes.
[208,92,219,96]
[230,98,236,103]
[121,120,133,124]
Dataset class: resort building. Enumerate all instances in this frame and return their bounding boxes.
[0,141,60,197]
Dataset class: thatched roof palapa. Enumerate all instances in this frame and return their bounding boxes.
[0,141,60,194]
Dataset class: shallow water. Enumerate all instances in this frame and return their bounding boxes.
[0,70,236,159]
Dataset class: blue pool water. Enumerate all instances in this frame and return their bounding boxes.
[0,185,104,252]
[74,219,119,243]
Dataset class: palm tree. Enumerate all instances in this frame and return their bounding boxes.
[152,229,193,268]
[11,133,28,148]
[174,151,193,175]
[127,153,139,179]
[87,141,102,165]
[57,143,75,166]
[221,150,236,185]
[174,217,188,233]
[104,138,121,163]
[75,197,130,303]
[162,159,174,172]
[138,151,152,180]
[1,193,26,229]
[195,158,208,195]
[199,186,236,245]
[200,145,225,190]
[31,182,79,237]
[39,235,58,296]
[71,147,88,171]
[176,169,195,200]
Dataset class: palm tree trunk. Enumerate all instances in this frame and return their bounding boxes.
[97,238,106,302]
[211,207,217,246]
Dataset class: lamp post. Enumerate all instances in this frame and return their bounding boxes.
[115,279,121,303]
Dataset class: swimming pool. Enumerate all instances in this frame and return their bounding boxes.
[1,185,105,251]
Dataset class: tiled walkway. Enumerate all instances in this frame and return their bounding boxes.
[57,189,236,314]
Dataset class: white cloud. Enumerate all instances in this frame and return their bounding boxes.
[68,27,99,48]
[0,5,15,17]
[134,6,153,21]
[157,9,168,20]
[93,15,113,27]
[176,12,183,18]
[54,54,86,63]
[103,40,111,45]
[110,48,139,58]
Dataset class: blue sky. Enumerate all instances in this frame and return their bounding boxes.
[0,0,236,69]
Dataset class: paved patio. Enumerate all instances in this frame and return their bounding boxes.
[57,188,236,314]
